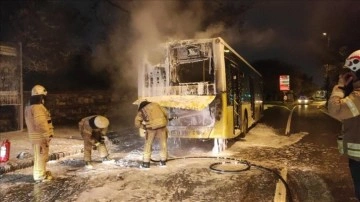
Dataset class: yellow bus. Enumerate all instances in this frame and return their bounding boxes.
[134,37,263,152]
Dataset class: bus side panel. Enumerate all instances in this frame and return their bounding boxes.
[209,93,234,139]
[213,39,226,92]
[254,102,263,121]
[210,39,235,139]
[226,105,234,138]
[241,102,254,129]
[241,102,260,130]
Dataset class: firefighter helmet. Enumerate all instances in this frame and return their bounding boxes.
[31,85,47,96]
[138,100,151,111]
[344,50,360,72]
[94,116,109,129]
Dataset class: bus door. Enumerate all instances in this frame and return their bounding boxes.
[249,76,255,119]
[226,60,241,131]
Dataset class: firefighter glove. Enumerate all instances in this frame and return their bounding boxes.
[339,84,353,97]
[100,136,105,143]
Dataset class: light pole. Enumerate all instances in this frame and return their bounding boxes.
[322,32,330,48]
[322,32,331,106]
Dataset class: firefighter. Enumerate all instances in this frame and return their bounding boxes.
[135,101,168,168]
[24,85,54,182]
[328,50,360,200]
[78,115,114,168]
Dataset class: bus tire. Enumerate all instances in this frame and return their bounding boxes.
[241,115,248,137]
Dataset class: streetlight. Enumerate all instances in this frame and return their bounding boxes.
[322,32,330,48]
[322,32,335,107]
[322,32,331,106]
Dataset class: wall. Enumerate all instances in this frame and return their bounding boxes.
[0,90,137,133]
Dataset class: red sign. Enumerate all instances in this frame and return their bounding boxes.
[279,75,290,91]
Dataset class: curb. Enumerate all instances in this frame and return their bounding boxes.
[0,148,84,175]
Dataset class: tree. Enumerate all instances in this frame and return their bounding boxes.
[253,59,318,101]
[0,0,111,90]
[1,0,252,91]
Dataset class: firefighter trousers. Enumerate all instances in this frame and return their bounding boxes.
[349,158,360,200]
[83,138,109,162]
[143,127,167,163]
[32,140,49,181]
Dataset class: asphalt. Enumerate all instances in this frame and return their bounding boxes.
[0,126,84,175]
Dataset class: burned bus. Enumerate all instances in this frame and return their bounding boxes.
[134,37,263,152]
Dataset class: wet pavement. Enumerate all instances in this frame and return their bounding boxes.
[0,126,83,175]
[0,104,358,202]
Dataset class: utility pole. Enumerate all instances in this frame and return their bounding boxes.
[322,32,330,49]
[322,32,331,107]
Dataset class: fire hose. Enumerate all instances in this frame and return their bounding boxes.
[151,156,293,202]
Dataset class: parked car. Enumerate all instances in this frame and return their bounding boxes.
[297,96,311,104]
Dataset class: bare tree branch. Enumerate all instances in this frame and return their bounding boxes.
[104,0,130,14]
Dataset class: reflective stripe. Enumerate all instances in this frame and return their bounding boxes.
[348,143,360,150]
[348,150,360,158]
[337,139,344,154]
[347,143,360,157]
[29,133,44,140]
[344,97,360,117]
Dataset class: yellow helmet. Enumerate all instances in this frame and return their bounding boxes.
[94,116,109,128]
[31,85,47,96]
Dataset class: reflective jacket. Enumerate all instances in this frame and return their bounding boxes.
[328,80,360,161]
[25,104,54,144]
[79,115,108,137]
[135,102,168,130]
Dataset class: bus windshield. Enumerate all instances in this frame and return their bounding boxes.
[169,42,214,85]
[177,59,212,83]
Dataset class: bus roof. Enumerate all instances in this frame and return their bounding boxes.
[165,37,262,78]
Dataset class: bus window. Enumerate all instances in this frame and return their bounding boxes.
[171,43,214,84]
[177,59,213,83]
[241,75,250,102]
[249,76,255,117]
[225,59,241,105]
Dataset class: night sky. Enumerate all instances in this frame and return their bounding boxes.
[1,0,359,88]
[232,0,360,86]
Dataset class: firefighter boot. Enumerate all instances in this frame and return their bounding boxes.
[140,162,150,169]
[35,171,53,183]
[85,161,94,169]
[102,156,115,164]
[45,171,53,180]
[159,160,166,167]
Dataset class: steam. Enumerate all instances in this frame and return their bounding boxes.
[92,1,238,91]
[128,1,226,81]
[91,1,256,93]
[226,27,276,49]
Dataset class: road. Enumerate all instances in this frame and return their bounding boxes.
[261,102,353,202]
[0,102,357,202]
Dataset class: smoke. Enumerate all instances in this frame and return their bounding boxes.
[95,1,247,89]
[90,0,360,94]
[88,0,242,124]
[226,26,276,49]
[127,1,225,80]
[91,1,253,93]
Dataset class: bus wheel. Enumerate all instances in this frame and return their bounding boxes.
[241,116,248,137]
